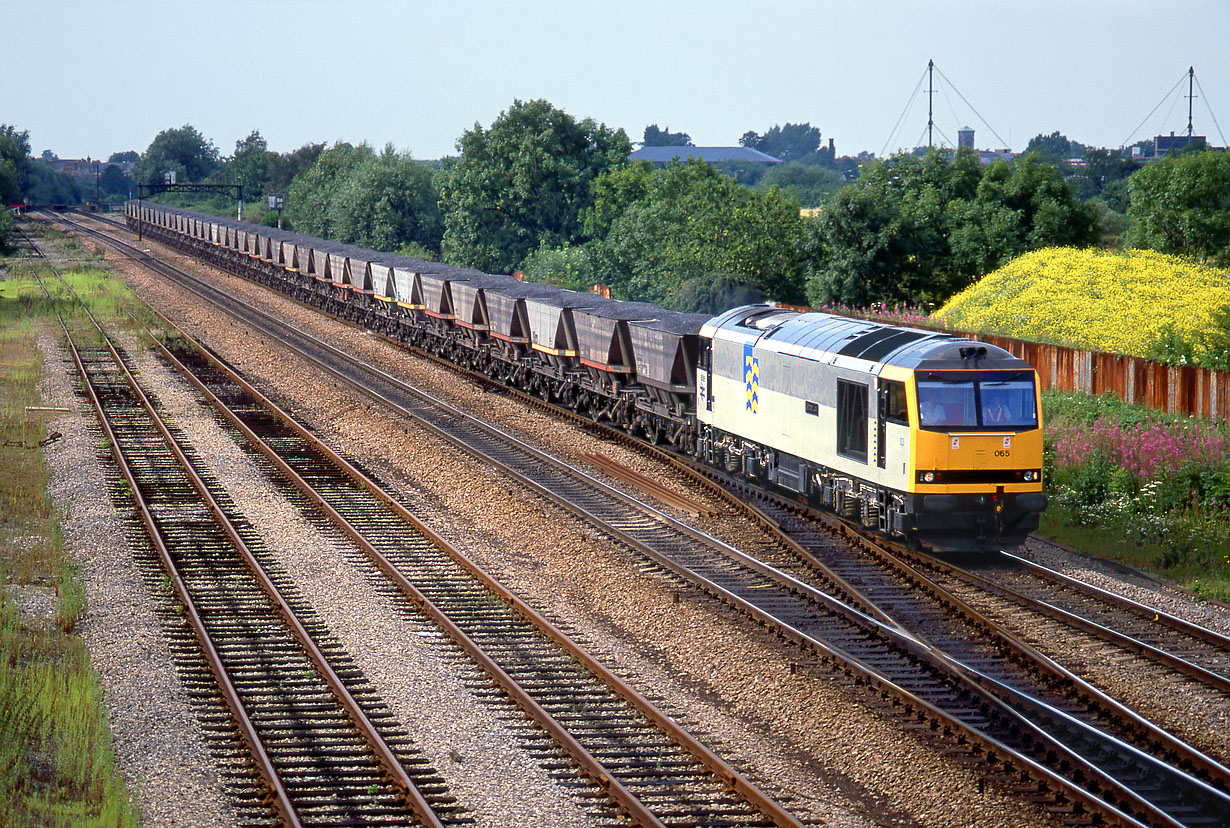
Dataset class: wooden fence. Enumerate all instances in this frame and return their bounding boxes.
[966,333,1230,423]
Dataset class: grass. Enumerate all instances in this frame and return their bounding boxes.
[1040,390,1230,602]
[1,243,139,826]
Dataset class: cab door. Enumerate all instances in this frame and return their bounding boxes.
[876,382,888,469]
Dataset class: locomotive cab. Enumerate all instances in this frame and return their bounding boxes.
[907,354,1048,552]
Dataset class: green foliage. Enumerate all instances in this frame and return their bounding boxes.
[106,151,138,164]
[0,208,13,254]
[1087,197,1129,249]
[1,124,31,205]
[265,142,324,197]
[802,147,1101,308]
[1144,306,1230,370]
[585,159,806,310]
[286,142,372,237]
[134,124,220,186]
[1081,148,1140,209]
[97,164,132,201]
[1127,149,1230,266]
[740,122,827,164]
[756,162,843,208]
[19,163,82,207]
[1040,391,1230,600]
[0,281,138,825]
[519,243,596,292]
[397,241,437,261]
[642,125,692,147]
[228,129,270,199]
[287,143,442,253]
[328,146,442,252]
[439,99,631,272]
[1024,130,1086,163]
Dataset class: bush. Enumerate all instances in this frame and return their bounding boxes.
[936,247,1230,366]
[1041,391,1230,597]
[0,208,14,254]
[519,244,596,293]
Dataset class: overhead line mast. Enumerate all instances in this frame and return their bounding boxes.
[1187,65,1196,139]
[928,59,935,148]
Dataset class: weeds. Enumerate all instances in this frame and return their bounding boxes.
[1041,391,1230,600]
[1,257,138,825]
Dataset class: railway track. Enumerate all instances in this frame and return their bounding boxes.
[52,210,1230,826]
[720,472,1230,710]
[40,220,806,828]
[38,272,459,827]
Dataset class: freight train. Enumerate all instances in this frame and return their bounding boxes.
[126,200,1047,552]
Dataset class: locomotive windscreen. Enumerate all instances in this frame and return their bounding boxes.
[917,371,1037,430]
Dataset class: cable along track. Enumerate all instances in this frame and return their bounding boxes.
[55,211,1230,826]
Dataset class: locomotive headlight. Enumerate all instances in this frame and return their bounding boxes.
[923,471,935,483]
[1023,470,1035,481]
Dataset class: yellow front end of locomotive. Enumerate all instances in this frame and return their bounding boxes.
[911,427,1045,493]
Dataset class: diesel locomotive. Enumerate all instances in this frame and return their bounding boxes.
[126,200,1047,551]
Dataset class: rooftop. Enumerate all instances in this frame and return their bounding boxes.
[629,146,782,165]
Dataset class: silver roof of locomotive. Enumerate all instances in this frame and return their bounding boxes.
[704,305,1031,371]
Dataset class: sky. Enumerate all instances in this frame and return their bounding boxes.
[8,0,1230,162]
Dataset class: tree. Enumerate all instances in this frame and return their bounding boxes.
[1024,131,1086,163]
[1127,149,1230,265]
[740,123,823,164]
[585,159,806,311]
[0,207,13,254]
[756,162,843,208]
[642,124,692,147]
[286,142,371,237]
[439,99,631,272]
[228,129,271,199]
[266,142,325,196]
[519,243,597,292]
[327,146,443,252]
[134,124,219,185]
[803,147,1100,307]
[1081,148,1140,211]
[108,150,139,163]
[1,125,79,208]
[1,124,31,206]
[286,142,442,253]
[21,162,81,205]
[99,163,133,199]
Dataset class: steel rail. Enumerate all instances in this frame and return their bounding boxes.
[49,301,304,828]
[918,548,1230,696]
[81,209,1230,701]
[37,265,447,828]
[1006,552,1230,648]
[91,232,1163,828]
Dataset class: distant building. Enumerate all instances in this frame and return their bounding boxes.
[38,158,135,179]
[629,146,782,166]
[943,127,1015,165]
[1154,131,1206,158]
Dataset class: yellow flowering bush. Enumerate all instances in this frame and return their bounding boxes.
[934,248,1230,362]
